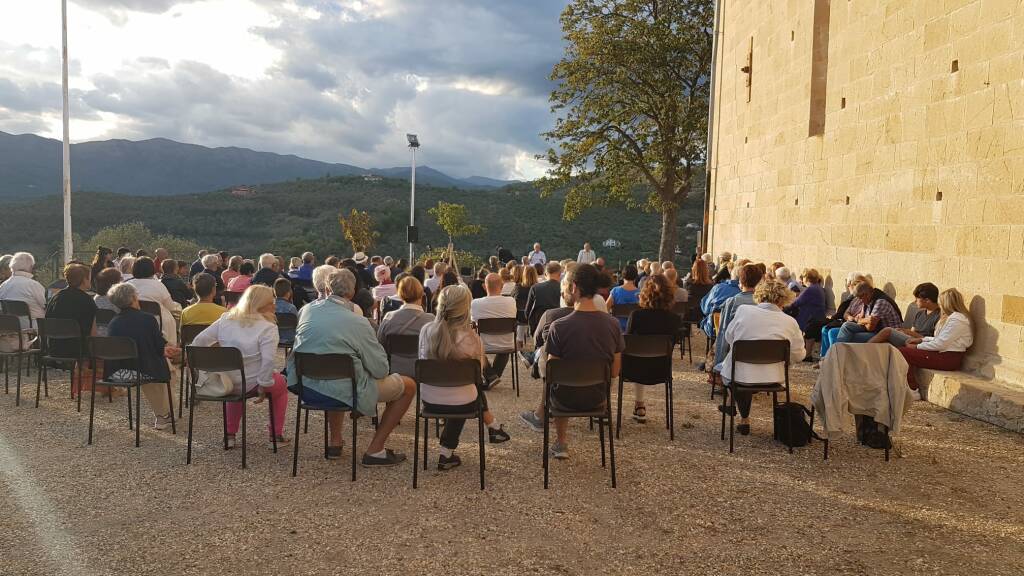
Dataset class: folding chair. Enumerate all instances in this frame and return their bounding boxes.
[0,314,38,405]
[177,324,210,417]
[543,359,615,489]
[616,333,676,440]
[87,336,176,447]
[185,345,278,469]
[476,317,519,396]
[720,339,792,454]
[413,359,486,490]
[36,318,87,409]
[291,352,359,480]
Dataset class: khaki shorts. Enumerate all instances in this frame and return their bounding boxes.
[376,373,406,403]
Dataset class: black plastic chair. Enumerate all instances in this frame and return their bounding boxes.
[87,336,176,447]
[672,301,694,363]
[0,314,39,405]
[616,334,676,440]
[94,308,117,332]
[223,291,242,308]
[385,333,435,435]
[1,300,35,378]
[543,359,615,489]
[476,317,520,396]
[36,317,86,410]
[291,352,359,480]
[138,300,163,332]
[611,303,639,324]
[185,345,278,469]
[177,324,209,418]
[413,359,486,490]
[276,312,298,357]
[720,339,792,454]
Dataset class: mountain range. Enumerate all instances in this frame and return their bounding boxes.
[0,131,520,198]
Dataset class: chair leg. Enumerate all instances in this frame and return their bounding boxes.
[303,409,309,434]
[178,362,185,418]
[166,382,176,435]
[3,356,8,394]
[615,376,624,439]
[186,395,196,464]
[126,387,133,430]
[598,415,606,467]
[608,416,617,488]
[728,388,736,453]
[543,407,550,489]
[664,382,670,430]
[785,387,793,455]
[76,362,82,412]
[478,413,486,490]
[34,362,42,408]
[268,396,277,454]
[135,382,142,448]
[291,402,301,477]
[222,403,228,450]
[351,413,357,482]
[720,386,727,440]
[412,409,420,489]
[323,415,328,460]
[87,381,97,445]
[423,417,429,471]
[15,354,23,406]
[241,398,248,469]
[668,380,675,441]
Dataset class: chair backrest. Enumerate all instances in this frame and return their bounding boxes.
[94,308,117,328]
[546,359,610,389]
[386,334,419,357]
[37,317,81,341]
[294,352,355,381]
[223,291,242,307]
[138,300,162,318]
[180,323,209,347]
[623,334,674,358]
[415,358,480,388]
[186,345,245,374]
[276,312,298,330]
[88,336,138,362]
[671,301,689,317]
[612,303,639,319]
[476,317,517,335]
[1,300,32,326]
[731,339,790,365]
[0,314,23,342]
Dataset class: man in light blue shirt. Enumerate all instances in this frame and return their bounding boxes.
[286,268,414,466]
[714,264,764,369]
[528,243,547,266]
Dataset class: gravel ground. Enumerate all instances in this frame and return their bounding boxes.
[2,338,1023,576]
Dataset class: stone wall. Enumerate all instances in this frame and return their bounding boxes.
[707,0,1024,386]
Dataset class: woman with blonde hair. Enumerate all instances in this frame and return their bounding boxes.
[418,285,510,471]
[900,288,973,399]
[192,284,289,446]
[499,267,515,296]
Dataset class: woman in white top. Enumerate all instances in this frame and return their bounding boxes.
[126,257,180,345]
[900,288,973,399]
[0,252,46,334]
[418,284,510,471]
[718,279,806,435]
[192,285,289,446]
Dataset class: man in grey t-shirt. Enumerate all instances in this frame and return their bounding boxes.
[869,282,940,347]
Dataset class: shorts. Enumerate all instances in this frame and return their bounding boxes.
[375,373,406,403]
[888,330,912,347]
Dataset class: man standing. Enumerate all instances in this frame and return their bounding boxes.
[576,242,596,264]
[470,273,518,388]
[528,243,547,266]
[526,261,562,333]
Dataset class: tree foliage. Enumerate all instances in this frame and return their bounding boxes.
[338,208,380,253]
[83,222,201,260]
[428,201,484,244]
[541,0,713,260]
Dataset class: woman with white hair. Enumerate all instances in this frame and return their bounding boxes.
[371,264,397,302]
[192,285,289,446]
[118,256,136,281]
[0,254,13,285]
[0,252,47,333]
[418,285,510,471]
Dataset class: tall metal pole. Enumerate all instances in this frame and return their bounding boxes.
[61,0,73,264]
[409,146,416,264]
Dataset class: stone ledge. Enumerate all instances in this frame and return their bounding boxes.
[922,369,1024,433]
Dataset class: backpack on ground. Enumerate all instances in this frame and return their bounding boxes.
[773,402,821,448]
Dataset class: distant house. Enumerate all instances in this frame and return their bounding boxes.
[362,174,383,183]
[231,185,256,198]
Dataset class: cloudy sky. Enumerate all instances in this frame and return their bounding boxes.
[0,0,568,179]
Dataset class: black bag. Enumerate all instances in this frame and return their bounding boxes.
[855,415,892,450]
[773,402,818,447]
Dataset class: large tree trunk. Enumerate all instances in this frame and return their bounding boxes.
[658,203,678,263]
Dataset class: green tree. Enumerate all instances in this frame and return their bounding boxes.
[540,0,713,261]
[428,201,484,245]
[338,208,380,253]
[83,222,201,260]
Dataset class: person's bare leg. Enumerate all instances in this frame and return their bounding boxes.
[366,376,415,454]
[868,327,892,344]
[328,412,343,446]
[804,338,815,357]
[555,417,568,445]
[483,410,494,426]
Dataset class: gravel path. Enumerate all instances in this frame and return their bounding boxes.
[2,340,1023,576]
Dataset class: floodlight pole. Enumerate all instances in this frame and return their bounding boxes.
[61,0,73,264]
[408,136,419,264]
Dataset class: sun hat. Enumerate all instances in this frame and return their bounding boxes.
[353,252,368,265]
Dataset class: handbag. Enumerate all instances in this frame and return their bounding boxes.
[193,371,237,397]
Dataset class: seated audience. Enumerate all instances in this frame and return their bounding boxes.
[0,252,46,336]
[815,272,870,358]
[160,258,194,309]
[499,267,515,296]
[288,252,315,282]
[606,265,641,330]
[192,285,289,445]
[43,263,97,358]
[200,253,225,295]
[775,266,802,293]
[424,262,446,294]
[93,268,123,335]
[287,267,415,465]
[90,246,113,286]
[127,257,180,344]
[0,253,12,285]
[784,268,828,360]
[898,288,973,400]
[526,261,563,333]
[718,279,805,435]
[715,263,765,366]
[226,261,255,293]
[252,253,281,287]
[103,282,178,430]
[519,264,623,460]
[220,256,243,287]
[188,250,207,282]
[419,285,511,470]
[512,264,539,318]
[470,273,518,389]
[469,267,488,299]
[624,274,681,422]
[118,256,136,281]
[180,273,226,326]
[832,280,903,348]
[869,282,941,347]
[699,263,743,338]
[372,265,397,302]
[274,277,299,343]
[377,276,434,378]
[683,258,714,304]
[664,268,688,303]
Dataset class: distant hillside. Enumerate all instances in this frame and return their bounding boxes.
[0,131,519,198]
[0,175,705,265]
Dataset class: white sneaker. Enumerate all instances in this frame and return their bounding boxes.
[909,389,922,402]
[153,415,174,430]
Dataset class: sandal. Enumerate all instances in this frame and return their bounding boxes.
[632,404,647,423]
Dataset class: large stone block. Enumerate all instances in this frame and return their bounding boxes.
[923,370,1024,432]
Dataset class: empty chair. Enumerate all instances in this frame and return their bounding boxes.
[185,345,278,469]
[543,359,615,489]
[87,336,176,447]
[413,359,486,490]
[720,339,793,454]
[36,318,86,409]
[616,334,675,440]
[0,314,38,405]
[290,352,359,480]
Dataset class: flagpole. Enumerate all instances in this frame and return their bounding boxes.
[61,0,73,264]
